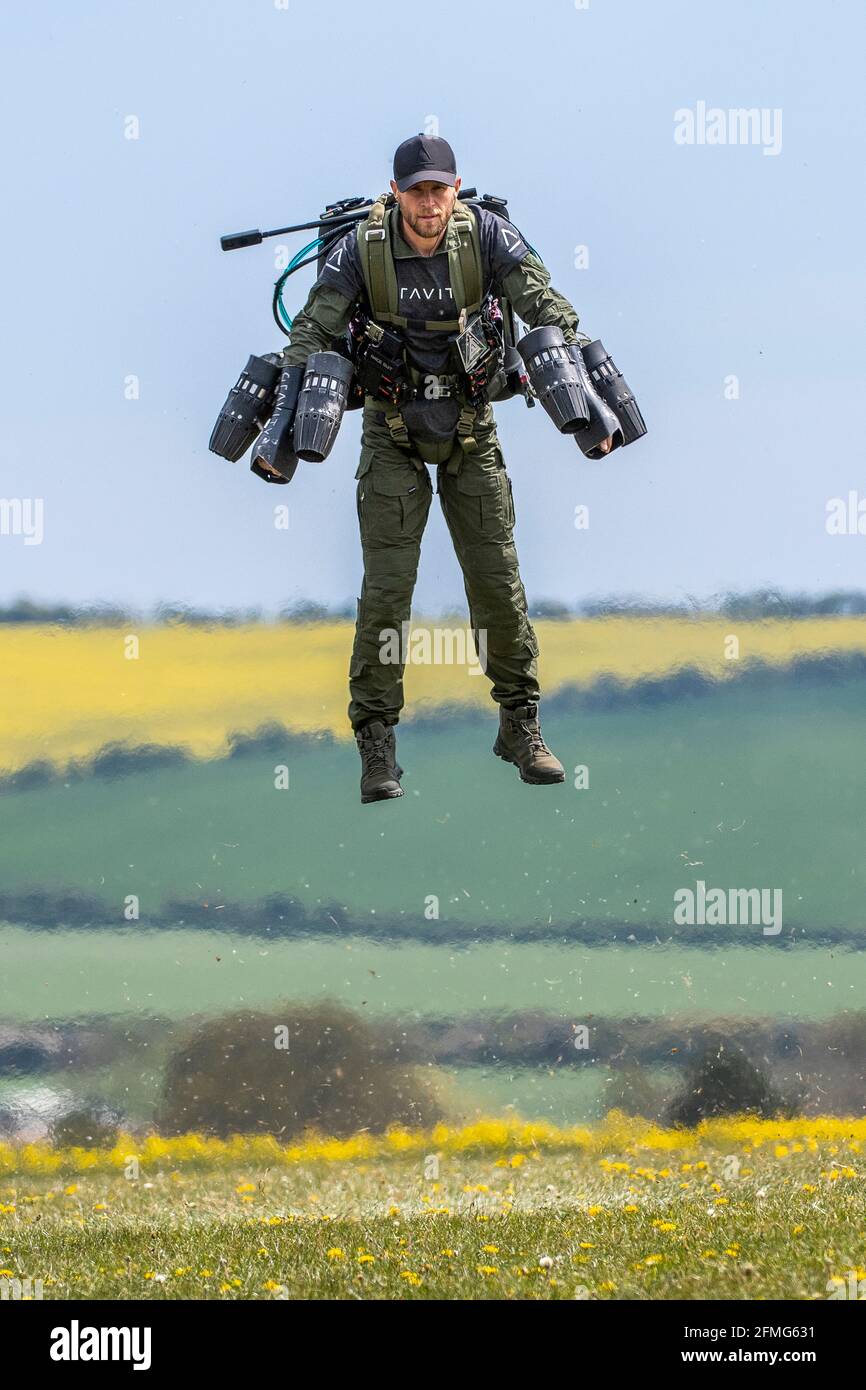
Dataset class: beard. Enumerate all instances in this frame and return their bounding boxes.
[402,198,453,240]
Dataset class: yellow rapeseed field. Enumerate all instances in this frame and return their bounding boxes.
[2,617,864,774]
[2,1112,865,1175]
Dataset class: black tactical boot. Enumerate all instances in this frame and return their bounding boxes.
[355,719,404,803]
[494,702,565,785]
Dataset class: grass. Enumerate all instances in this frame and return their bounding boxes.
[3,1117,865,1300]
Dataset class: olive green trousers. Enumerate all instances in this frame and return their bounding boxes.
[348,402,541,730]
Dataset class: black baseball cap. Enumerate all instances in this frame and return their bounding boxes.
[393,134,457,192]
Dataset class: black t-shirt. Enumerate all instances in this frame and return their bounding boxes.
[316,205,530,439]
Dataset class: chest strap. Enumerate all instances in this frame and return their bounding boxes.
[357,196,483,332]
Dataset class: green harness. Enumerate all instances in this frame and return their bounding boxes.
[355,194,485,452]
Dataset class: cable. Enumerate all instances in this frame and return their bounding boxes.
[271,227,349,335]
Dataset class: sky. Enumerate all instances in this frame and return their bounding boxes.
[1,0,864,616]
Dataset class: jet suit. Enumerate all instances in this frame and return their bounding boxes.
[280,202,582,735]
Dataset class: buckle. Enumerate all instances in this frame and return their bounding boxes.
[365,227,386,241]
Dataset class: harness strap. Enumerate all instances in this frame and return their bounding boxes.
[456,403,478,454]
[362,193,395,324]
[355,197,485,454]
[383,406,410,448]
[357,199,483,332]
[447,201,483,318]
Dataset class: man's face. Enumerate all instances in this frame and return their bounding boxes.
[390,176,461,240]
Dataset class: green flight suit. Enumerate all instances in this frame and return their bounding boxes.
[280,214,580,731]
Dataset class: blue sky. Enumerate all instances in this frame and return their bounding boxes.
[2,0,864,614]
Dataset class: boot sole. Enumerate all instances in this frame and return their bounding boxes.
[361,786,404,804]
[494,747,565,785]
[358,749,404,803]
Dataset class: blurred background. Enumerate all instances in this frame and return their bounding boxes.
[1,0,865,1147]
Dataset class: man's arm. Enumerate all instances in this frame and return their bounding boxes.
[499,249,580,343]
[278,225,366,366]
[279,283,357,366]
[498,241,614,454]
[254,233,363,476]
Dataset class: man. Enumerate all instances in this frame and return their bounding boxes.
[265,134,612,804]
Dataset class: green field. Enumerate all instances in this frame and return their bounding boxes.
[1,681,864,933]
[2,676,864,1134]
[0,926,859,1021]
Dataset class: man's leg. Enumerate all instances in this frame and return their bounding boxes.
[436,415,540,708]
[437,414,564,783]
[348,410,434,731]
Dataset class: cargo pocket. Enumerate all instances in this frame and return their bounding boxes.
[355,448,373,528]
[359,465,428,537]
[494,444,516,530]
[504,473,516,529]
[354,448,374,481]
[456,461,511,535]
